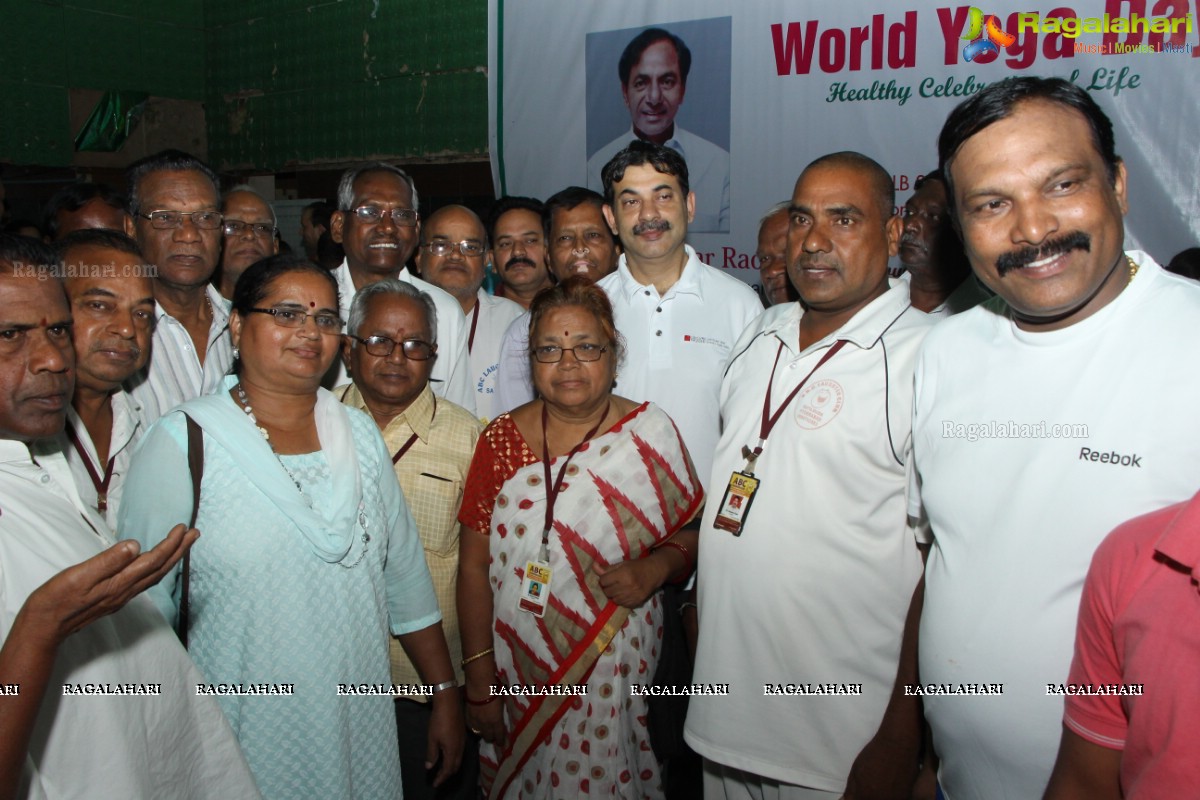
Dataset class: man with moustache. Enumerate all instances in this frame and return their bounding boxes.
[897,77,1200,800]
[415,205,522,422]
[216,185,278,300]
[598,141,761,486]
[340,280,482,800]
[328,163,474,412]
[588,28,730,233]
[123,150,232,428]
[898,170,988,316]
[493,187,621,413]
[0,233,262,799]
[756,201,795,306]
[38,230,155,529]
[486,196,554,309]
[42,182,129,240]
[684,152,934,799]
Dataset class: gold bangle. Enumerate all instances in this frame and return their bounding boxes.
[461,647,495,668]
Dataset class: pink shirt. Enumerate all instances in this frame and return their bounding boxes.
[1064,488,1200,797]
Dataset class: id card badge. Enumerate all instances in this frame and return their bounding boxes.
[518,560,553,616]
[713,471,760,535]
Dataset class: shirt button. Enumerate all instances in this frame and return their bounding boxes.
[656,330,663,336]
[644,290,651,296]
[656,307,662,313]
[41,474,51,484]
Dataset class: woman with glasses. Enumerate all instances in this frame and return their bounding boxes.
[457,277,704,799]
[119,254,462,799]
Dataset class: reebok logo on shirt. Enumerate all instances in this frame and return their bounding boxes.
[1079,447,1142,468]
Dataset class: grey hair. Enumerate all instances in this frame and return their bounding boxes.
[336,163,420,213]
[758,201,791,230]
[224,184,277,226]
[346,279,438,345]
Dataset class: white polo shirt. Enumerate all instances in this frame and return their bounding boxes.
[0,439,261,799]
[684,281,933,790]
[597,246,763,482]
[913,252,1200,800]
[330,261,475,414]
[126,284,232,429]
[467,289,524,423]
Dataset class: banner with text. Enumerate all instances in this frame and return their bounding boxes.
[489,0,1199,290]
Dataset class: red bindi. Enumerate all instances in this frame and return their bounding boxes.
[309,301,316,307]
[564,330,569,336]
[40,317,47,326]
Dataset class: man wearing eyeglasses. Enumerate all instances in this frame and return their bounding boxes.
[328,163,475,414]
[339,279,483,800]
[415,205,523,423]
[898,170,988,317]
[123,149,232,428]
[216,185,278,301]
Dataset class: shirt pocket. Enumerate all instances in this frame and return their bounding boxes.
[411,472,464,557]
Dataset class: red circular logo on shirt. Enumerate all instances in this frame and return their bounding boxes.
[795,379,844,429]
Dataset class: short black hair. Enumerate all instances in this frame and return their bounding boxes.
[304,200,334,229]
[0,232,58,273]
[126,149,220,216]
[800,151,895,222]
[231,254,339,319]
[938,77,1119,214]
[618,28,692,87]
[53,228,143,261]
[487,196,545,244]
[42,182,128,239]
[542,187,611,240]
[913,169,946,192]
[600,140,690,205]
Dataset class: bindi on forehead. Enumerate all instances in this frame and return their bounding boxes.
[310,301,315,307]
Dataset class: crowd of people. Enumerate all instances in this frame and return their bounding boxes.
[1,71,1198,800]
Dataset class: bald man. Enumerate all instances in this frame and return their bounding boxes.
[415,206,523,422]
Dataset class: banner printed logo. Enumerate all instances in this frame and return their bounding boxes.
[961,8,1017,61]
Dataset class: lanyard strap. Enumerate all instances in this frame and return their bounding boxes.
[64,420,116,513]
[540,400,609,560]
[747,339,848,462]
[467,301,481,354]
[391,397,436,464]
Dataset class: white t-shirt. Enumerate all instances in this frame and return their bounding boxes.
[685,282,934,790]
[0,439,261,800]
[597,246,763,483]
[330,261,475,414]
[467,290,524,423]
[912,252,1200,800]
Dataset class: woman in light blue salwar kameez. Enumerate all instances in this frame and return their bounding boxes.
[119,255,463,799]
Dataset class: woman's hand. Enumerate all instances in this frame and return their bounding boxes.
[466,692,508,749]
[593,556,671,608]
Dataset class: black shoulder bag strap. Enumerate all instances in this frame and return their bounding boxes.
[177,414,204,647]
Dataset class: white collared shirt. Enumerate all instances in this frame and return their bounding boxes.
[329,261,476,414]
[596,245,763,482]
[467,289,524,423]
[126,284,233,429]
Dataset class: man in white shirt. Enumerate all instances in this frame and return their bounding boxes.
[327,163,474,413]
[684,153,935,800]
[43,230,154,529]
[0,234,261,799]
[123,150,233,428]
[414,205,522,422]
[588,28,730,233]
[598,140,761,485]
[899,170,988,317]
[493,187,621,414]
[903,76,1200,800]
[485,196,554,310]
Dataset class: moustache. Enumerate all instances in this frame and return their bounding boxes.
[632,219,671,236]
[995,231,1091,277]
[504,256,536,272]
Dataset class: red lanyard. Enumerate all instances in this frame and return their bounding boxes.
[539,400,609,560]
[744,339,848,466]
[467,301,481,355]
[64,420,116,513]
[392,397,436,464]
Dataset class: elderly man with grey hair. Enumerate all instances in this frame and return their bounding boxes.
[327,162,474,414]
[217,184,278,300]
[339,279,483,800]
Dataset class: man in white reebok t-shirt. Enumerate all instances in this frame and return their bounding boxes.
[896,77,1200,800]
